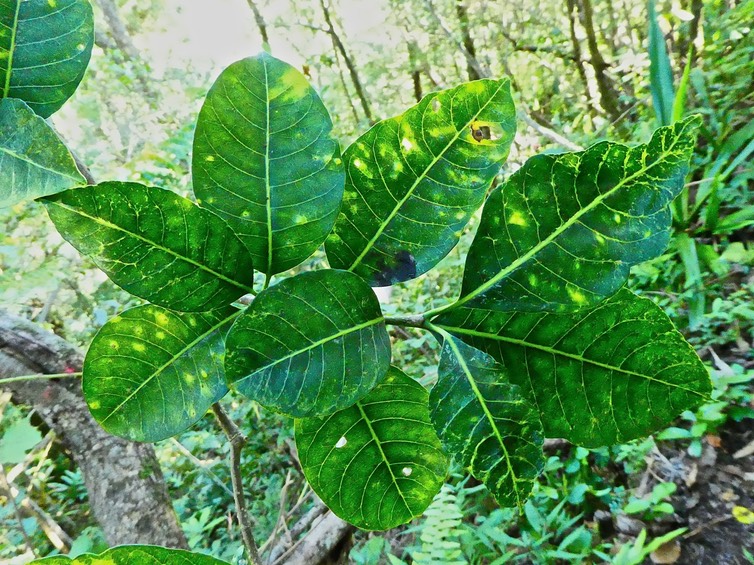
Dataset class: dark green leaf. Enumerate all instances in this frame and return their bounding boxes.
[0,98,85,207]
[429,334,544,508]
[192,52,344,275]
[435,288,711,446]
[458,116,700,313]
[326,78,515,286]
[296,367,448,530]
[84,305,238,442]
[44,182,256,312]
[648,0,675,126]
[1,0,94,117]
[225,269,391,417]
[31,545,229,564]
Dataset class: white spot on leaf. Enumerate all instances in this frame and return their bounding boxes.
[335,436,347,449]
[402,467,412,476]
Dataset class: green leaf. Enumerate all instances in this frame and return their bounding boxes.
[44,182,256,312]
[458,116,700,313]
[648,0,675,126]
[225,269,391,417]
[0,415,42,464]
[0,98,85,207]
[31,545,229,564]
[434,288,712,446]
[192,52,344,275]
[429,333,544,508]
[83,305,238,442]
[295,367,448,530]
[326,78,516,286]
[1,0,94,118]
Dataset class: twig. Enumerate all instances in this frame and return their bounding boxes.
[168,438,234,497]
[212,403,262,565]
[0,372,82,386]
[0,464,36,557]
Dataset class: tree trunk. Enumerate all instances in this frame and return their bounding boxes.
[577,0,624,122]
[0,311,188,549]
[565,0,598,116]
[454,0,481,80]
[318,0,373,123]
[94,0,141,61]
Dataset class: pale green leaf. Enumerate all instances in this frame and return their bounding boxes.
[1,0,94,117]
[429,334,544,507]
[225,269,391,418]
[0,415,42,464]
[296,367,447,530]
[326,78,515,286]
[458,116,700,313]
[0,98,85,208]
[31,545,229,564]
[193,52,344,275]
[435,288,711,446]
[84,305,238,442]
[44,182,256,312]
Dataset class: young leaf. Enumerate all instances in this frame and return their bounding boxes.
[225,269,391,418]
[0,98,85,208]
[83,305,239,442]
[434,288,711,446]
[429,333,544,508]
[31,545,230,564]
[458,116,700,313]
[295,367,448,530]
[44,182,256,312]
[1,0,94,118]
[326,78,516,286]
[192,52,344,275]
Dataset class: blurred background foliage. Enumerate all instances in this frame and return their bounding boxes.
[1,0,753,562]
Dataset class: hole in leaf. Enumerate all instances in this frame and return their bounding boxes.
[402,467,413,477]
[335,436,347,449]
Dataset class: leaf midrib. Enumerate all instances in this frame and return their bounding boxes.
[263,56,273,275]
[2,0,21,97]
[0,139,84,184]
[236,317,384,381]
[443,333,522,508]
[355,401,413,519]
[437,323,708,399]
[455,121,693,310]
[347,79,507,272]
[99,310,241,424]
[47,200,256,295]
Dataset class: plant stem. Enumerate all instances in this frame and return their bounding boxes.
[383,314,426,328]
[211,403,262,565]
[0,372,82,385]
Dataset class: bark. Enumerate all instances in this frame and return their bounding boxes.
[565,0,598,115]
[273,510,353,565]
[678,0,704,63]
[0,311,188,549]
[318,0,373,123]
[246,0,271,46]
[577,0,625,122]
[407,41,423,102]
[94,0,141,61]
[454,0,481,80]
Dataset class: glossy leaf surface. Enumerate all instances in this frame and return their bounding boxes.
[0,98,85,207]
[296,367,447,530]
[430,334,544,507]
[32,545,229,564]
[225,269,391,417]
[193,53,344,275]
[435,288,711,446]
[1,0,94,117]
[459,116,700,312]
[84,305,238,442]
[326,78,515,286]
[44,182,256,312]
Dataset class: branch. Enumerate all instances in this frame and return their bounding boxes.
[245,0,271,46]
[212,403,262,565]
